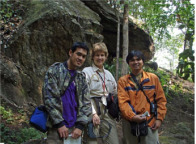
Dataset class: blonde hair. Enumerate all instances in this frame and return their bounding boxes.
[91,42,109,58]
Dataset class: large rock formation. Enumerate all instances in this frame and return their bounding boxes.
[1,0,154,108]
[82,0,155,60]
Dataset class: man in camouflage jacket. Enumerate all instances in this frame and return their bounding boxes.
[42,42,92,144]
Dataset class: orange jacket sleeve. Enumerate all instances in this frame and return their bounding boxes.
[154,76,167,121]
[117,75,136,121]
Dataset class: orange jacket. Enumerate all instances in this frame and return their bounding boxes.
[118,71,167,127]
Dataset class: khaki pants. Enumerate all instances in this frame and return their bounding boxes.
[46,128,63,144]
[122,119,159,144]
[83,100,119,144]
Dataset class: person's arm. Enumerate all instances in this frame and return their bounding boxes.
[58,125,69,139]
[118,79,146,122]
[117,76,136,121]
[71,128,82,139]
[42,63,64,126]
[83,68,100,127]
[155,76,167,121]
[82,69,97,115]
[150,75,167,130]
[150,119,162,130]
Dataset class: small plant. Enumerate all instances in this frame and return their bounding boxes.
[176,49,194,82]
[0,123,46,144]
[170,82,183,93]
[15,127,46,143]
[0,0,14,22]
[18,109,25,115]
[0,106,14,124]
[0,123,13,143]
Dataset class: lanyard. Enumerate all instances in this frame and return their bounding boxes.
[96,71,107,94]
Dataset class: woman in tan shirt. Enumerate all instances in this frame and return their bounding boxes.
[82,42,119,144]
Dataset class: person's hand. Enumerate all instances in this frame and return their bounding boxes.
[71,128,82,139]
[151,119,162,130]
[57,125,69,139]
[132,114,146,123]
[93,113,100,126]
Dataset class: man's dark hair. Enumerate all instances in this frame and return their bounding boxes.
[71,42,89,54]
[126,50,145,64]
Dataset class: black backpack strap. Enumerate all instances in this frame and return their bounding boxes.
[63,61,78,104]
[130,73,151,104]
[63,61,77,91]
[93,97,102,116]
[130,73,157,120]
[96,71,108,114]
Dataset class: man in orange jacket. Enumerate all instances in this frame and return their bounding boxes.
[118,50,167,144]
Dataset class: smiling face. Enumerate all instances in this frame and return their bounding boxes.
[68,47,87,70]
[128,56,144,74]
[92,50,107,69]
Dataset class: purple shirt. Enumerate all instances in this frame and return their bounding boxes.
[61,70,77,128]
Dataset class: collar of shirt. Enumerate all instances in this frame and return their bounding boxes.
[92,63,105,72]
[130,72,143,90]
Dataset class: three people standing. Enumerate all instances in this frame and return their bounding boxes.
[42,41,167,144]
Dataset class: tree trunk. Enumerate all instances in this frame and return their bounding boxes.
[114,1,121,81]
[116,15,120,81]
[121,3,129,76]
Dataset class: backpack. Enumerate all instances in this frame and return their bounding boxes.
[106,93,120,120]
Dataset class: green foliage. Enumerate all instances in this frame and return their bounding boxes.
[104,62,116,77]
[170,82,183,94]
[176,49,194,82]
[0,106,14,124]
[126,0,195,42]
[0,105,28,124]
[0,123,45,144]
[0,0,14,22]
[154,34,184,71]
[143,67,170,97]
[174,1,195,82]
[0,124,13,143]
[108,0,195,82]
[127,0,176,40]
[104,58,123,80]
[175,0,195,32]
[0,105,45,143]
[14,127,45,143]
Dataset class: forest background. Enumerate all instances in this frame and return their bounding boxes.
[0,0,195,144]
[106,0,195,82]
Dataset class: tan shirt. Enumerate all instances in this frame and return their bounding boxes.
[82,64,117,114]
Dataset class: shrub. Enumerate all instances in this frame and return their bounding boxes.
[0,123,45,144]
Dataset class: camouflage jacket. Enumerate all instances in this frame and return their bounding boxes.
[42,62,92,129]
